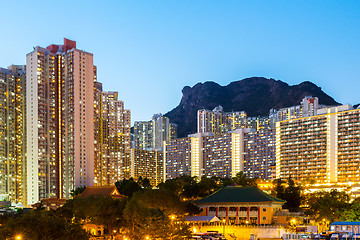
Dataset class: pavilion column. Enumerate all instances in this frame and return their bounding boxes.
[258,207,260,224]
[226,207,228,222]
[205,207,208,215]
[216,207,218,217]
[247,207,250,222]
[236,207,239,224]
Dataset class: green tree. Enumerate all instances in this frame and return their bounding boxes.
[115,178,142,197]
[58,195,127,235]
[123,197,191,240]
[182,182,200,200]
[90,196,127,235]
[133,189,185,217]
[283,178,302,211]
[0,211,88,240]
[137,177,152,189]
[220,177,234,188]
[339,201,360,221]
[305,189,350,222]
[198,176,220,197]
[272,179,285,200]
[123,198,155,239]
[158,178,183,195]
[70,185,87,197]
[233,171,257,186]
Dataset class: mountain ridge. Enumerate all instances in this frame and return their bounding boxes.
[164,77,340,138]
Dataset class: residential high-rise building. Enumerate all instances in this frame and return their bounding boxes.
[94,81,103,186]
[202,133,233,178]
[130,148,163,186]
[269,96,322,123]
[133,114,176,151]
[152,114,170,150]
[164,129,255,180]
[169,123,178,141]
[223,111,247,131]
[133,121,153,150]
[276,105,359,184]
[197,106,265,135]
[163,136,194,179]
[0,66,26,204]
[247,116,271,131]
[94,91,131,186]
[26,38,95,205]
[197,106,224,135]
[243,130,276,180]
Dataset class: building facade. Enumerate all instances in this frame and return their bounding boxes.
[94,90,131,186]
[0,66,26,204]
[276,106,360,184]
[26,38,95,205]
[197,106,270,135]
[133,114,176,151]
[269,96,322,123]
[130,148,163,186]
[195,186,285,225]
[197,106,225,135]
[243,130,276,180]
[133,121,153,150]
[164,137,193,179]
[164,129,257,180]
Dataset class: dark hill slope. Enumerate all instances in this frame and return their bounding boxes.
[165,77,339,137]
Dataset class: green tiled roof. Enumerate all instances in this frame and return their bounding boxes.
[195,186,285,204]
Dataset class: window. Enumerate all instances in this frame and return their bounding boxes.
[240,207,247,212]
[219,207,226,212]
[250,207,258,212]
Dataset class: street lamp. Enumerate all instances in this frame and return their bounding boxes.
[15,235,22,240]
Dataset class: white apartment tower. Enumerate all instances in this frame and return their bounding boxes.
[26,38,94,205]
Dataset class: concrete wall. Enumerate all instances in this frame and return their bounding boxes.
[194,225,286,240]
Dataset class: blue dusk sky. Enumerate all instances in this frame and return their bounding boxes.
[1,1,359,123]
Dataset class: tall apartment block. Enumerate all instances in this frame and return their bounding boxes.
[133,121,153,150]
[270,96,323,122]
[247,116,272,131]
[26,39,95,205]
[133,114,176,150]
[130,148,163,186]
[276,105,360,184]
[243,130,276,180]
[0,66,26,204]
[197,106,269,135]
[197,106,225,135]
[202,132,244,178]
[94,89,131,186]
[164,129,263,180]
[163,136,193,179]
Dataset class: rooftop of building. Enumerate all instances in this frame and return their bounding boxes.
[195,186,285,204]
[330,222,360,226]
